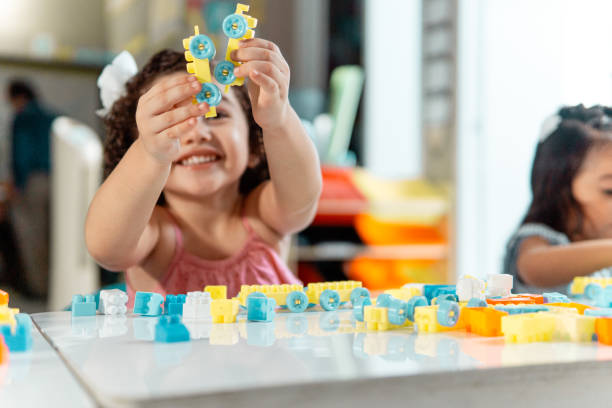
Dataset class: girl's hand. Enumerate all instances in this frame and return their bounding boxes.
[232,38,291,131]
[135,74,209,164]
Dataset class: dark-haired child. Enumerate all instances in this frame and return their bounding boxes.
[503,104,612,293]
[85,40,321,305]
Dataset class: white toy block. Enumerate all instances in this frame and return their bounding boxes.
[456,275,485,301]
[183,291,212,321]
[99,289,128,315]
[487,274,513,297]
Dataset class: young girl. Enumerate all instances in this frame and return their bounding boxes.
[85,40,322,305]
[503,104,612,294]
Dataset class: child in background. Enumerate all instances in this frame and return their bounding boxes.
[86,40,321,305]
[503,104,612,293]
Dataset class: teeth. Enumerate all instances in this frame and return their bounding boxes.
[181,155,217,166]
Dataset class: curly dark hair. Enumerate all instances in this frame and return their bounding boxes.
[521,104,612,237]
[102,49,269,201]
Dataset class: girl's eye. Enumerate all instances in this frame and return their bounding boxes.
[209,111,228,120]
[602,189,612,195]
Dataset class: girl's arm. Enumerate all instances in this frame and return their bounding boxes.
[85,74,207,270]
[234,39,322,235]
[517,236,612,286]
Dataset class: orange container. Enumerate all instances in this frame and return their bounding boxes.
[346,257,447,290]
[354,213,447,245]
[313,166,367,226]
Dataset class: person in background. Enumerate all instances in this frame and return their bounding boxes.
[503,104,612,294]
[5,79,57,298]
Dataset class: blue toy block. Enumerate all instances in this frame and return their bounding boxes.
[585,308,612,317]
[0,313,33,352]
[164,294,186,316]
[154,315,190,343]
[72,294,97,316]
[406,295,428,322]
[133,291,164,316]
[543,292,570,303]
[353,296,372,322]
[493,305,549,315]
[467,298,487,307]
[246,292,276,322]
[423,285,456,303]
[594,287,612,308]
[437,300,460,327]
[387,298,409,326]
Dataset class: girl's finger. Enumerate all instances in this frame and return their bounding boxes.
[142,74,192,102]
[161,115,199,140]
[230,47,289,75]
[247,69,279,94]
[150,102,209,133]
[234,61,286,94]
[148,80,202,115]
[239,38,282,55]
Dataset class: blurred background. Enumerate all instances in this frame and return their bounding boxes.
[1,0,612,311]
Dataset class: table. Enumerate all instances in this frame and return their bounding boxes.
[0,317,95,407]
[30,309,612,407]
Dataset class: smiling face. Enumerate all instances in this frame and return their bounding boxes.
[571,142,612,240]
[158,73,251,200]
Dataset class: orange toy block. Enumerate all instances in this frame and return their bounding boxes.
[486,295,539,305]
[595,317,612,345]
[0,334,7,365]
[465,307,508,337]
[0,290,8,307]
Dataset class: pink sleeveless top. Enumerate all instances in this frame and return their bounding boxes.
[126,215,301,305]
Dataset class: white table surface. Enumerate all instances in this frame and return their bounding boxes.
[0,318,95,407]
[31,309,612,408]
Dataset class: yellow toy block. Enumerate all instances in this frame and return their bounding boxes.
[384,286,422,302]
[414,305,467,333]
[210,299,239,323]
[0,306,18,330]
[204,285,227,300]
[235,284,304,307]
[362,303,413,332]
[305,281,362,306]
[501,313,557,343]
[570,277,612,295]
[553,314,596,342]
[182,25,217,118]
[219,3,258,93]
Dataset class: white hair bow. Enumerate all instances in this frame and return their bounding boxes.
[538,113,562,142]
[96,51,138,117]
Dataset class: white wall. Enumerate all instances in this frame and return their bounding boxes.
[364,0,422,178]
[457,0,612,279]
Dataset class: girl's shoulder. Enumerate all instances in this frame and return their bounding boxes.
[509,223,570,246]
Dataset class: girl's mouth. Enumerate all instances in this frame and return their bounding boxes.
[178,154,221,166]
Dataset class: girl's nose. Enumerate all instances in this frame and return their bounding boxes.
[182,120,212,144]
